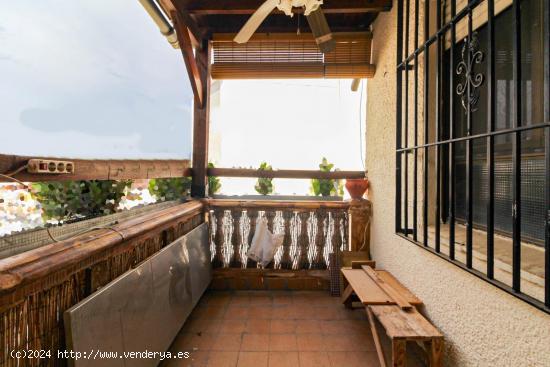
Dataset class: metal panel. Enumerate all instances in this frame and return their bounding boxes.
[64,223,210,367]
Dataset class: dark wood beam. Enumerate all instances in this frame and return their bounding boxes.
[174,12,204,107]
[0,154,191,183]
[205,198,352,210]
[162,0,206,47]
[183,0,392,15]
[208,168,366,180]
[191,44,211,198]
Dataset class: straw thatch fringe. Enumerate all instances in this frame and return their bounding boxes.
[0,203,203,367]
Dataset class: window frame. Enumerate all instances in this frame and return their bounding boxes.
[395,0,550,313]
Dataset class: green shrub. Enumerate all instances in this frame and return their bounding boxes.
[208,163,221,196]
[254,162,274,195]
[32,180,132,222]
[310,157,344,197]
[148,177,191,201]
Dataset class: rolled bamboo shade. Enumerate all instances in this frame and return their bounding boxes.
[211,32,375,79]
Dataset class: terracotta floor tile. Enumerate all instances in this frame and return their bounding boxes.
[311,307,339,320]
[219,320,247,334]
[271,306,294,320]
[298,351,331,367]
[224,306,249,320]
[245,319,271,334]
[272,295,292,305]
[269,334,297,351]
[241,334,270,351]
[183,319,222,334]
[169,333,194,352]
[194,306,227,320]
[320,320,348,334]
[295,320,322,334]
[322,334,375,352]
[211,334,242,351]
[237,352,268,367]
[270,320,296,334]
[268,352,299,367]
[229,296,250,306]
[248,306,273,320]
[189,333,218,351]
[207,351,239,367]
[182,351,210,367]
[161,350,209,367]
[296,333,325,351]
[205,293,231,307]
[249,296,272,305]
[327,351,379,367]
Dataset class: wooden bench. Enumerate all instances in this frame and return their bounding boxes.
[341,266,443,367]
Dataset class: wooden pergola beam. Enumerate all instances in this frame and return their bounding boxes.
[173,12,204,107]
[161,0,206,47]
[208,167,366,180]
[0,154,191,183]
[182,0,392,15]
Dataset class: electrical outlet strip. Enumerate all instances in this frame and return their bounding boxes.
[27,159,75,174]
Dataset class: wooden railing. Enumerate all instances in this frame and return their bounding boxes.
[205,199,361,270]
[0,201,204,367]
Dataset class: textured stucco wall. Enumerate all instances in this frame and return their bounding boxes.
[365,2,550,366]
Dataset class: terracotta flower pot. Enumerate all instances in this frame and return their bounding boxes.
[345,178,369,200]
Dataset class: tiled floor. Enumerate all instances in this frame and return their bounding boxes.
[162,290,423,367]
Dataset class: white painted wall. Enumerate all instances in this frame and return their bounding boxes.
[365,2,550,366]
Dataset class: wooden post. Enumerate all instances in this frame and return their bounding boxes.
[191,42,211,198]
[348,199,372,254]
[392,339,407,367]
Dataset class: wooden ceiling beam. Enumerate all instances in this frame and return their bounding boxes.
[182,0,392,15]
[161,0,207,47]
[173,12,204,107]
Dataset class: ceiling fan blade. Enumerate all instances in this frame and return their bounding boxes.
[306,8,336,54]
[234,0,280,44]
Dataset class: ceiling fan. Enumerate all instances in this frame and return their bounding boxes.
[234,0,336,53]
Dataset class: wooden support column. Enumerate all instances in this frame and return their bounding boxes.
[191,43,211,197]
[348,199,372,254]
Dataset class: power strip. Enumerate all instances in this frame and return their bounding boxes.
[27,159,75,174]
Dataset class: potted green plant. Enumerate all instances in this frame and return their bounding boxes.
[310,158,344,197]
[254,162,274,195]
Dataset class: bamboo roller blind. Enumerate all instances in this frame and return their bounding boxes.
[211,32,375,79]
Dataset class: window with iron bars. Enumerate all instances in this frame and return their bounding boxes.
[395,0,549,313]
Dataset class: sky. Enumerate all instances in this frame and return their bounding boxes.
[0,0,193,159]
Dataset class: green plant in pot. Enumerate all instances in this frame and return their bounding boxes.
[148,177,191,202]
[310,157,344,197]
[254,162,274,195]
[208,162,222,196]
[32,180,132,222]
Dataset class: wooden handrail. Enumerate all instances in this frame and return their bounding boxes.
[0,154,192,183]
[204,198,351,211]
[207,167,366,180]
[0,201,203,295]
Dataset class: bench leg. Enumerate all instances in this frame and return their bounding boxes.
[341,284,354,308]
[366,307,387,367]
[392,339,407,367]
[425,339,444,367]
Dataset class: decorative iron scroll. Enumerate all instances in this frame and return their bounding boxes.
[456,32,484,112]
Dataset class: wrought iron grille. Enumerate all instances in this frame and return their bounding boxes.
[395,0,550,312]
